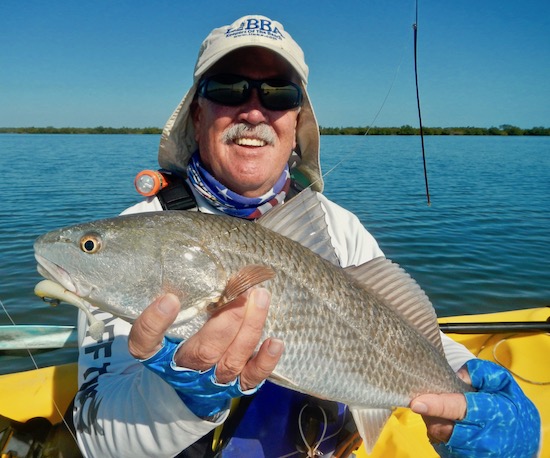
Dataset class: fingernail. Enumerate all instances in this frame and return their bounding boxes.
[411,402,428,414]
[267,338,284,356]
[157,295,179,315]
[252,288,270,309]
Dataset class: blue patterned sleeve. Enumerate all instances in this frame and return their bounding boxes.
[139,336,264,418]
[435,358,541,458]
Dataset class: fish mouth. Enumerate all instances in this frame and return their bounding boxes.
[34,254,102,337]
[34,253,88,297]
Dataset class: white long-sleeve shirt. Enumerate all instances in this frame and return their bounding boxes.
[75,189,474,457]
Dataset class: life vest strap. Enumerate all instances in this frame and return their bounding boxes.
[156,171,197,211]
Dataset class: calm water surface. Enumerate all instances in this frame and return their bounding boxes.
[1,134,549,373]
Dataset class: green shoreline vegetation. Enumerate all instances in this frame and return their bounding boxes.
[0,125,549,136]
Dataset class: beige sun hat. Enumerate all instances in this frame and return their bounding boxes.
[158,14,323,192]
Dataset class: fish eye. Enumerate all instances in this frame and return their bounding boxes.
[80,233,102,254]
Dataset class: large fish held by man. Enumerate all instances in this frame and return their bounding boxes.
[33,188,471,451]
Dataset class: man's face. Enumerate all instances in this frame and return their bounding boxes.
[192,48,300,198]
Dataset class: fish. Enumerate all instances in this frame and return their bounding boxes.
[34,188,471,452]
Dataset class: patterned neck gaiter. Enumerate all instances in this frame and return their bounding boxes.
[187,152,291,220]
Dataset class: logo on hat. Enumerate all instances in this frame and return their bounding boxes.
[226,18,284,41]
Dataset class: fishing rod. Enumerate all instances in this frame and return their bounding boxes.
[1,317,548,353]
[440,321,550,334]
[413,0,431,205]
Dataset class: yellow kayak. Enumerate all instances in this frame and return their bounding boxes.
[1,307,548,457]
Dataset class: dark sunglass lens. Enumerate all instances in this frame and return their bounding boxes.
[260,81,302,110]
[200,75,302,110]
[205,76,249,106]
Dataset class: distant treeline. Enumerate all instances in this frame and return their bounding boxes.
[1,124,549,136]
[320,125,550,136]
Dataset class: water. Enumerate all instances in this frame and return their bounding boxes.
[1,134,549,373]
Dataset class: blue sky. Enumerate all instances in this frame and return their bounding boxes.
[1,1,549,129]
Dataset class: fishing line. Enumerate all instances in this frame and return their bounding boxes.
[413,0,432,205]
[476,333,550,386]
[492,336,550,386]
[318,50,405,183]
[0,297,41,369]
[0,296,80,447]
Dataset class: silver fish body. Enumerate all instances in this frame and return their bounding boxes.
[34,190,469,450]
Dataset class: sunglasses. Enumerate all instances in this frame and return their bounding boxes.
[197,74,303,111]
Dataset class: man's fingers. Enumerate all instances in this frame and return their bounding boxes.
[239,338,284,391]
[422,417,456,444]
[128,294,181,360]
[456,365,472,384]
[174,288,270,375]
[214,288,271,383]
[410,365,473,444]
[174,291,251,370]
[411,364,471,421]
[139,288,278,393]
[411,392,467,444]
[411,393,467,420]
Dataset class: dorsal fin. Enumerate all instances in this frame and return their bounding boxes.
[257,188,340,266]
[345,257,444,354]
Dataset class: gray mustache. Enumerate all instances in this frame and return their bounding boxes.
[222,124,276,145]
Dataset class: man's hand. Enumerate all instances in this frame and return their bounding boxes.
[128,288,284,391]
[411,360,541,457]
[410,366,471,443]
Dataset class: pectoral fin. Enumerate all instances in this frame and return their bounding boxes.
[268,370,300,389]
[350,407,393,453]
[207,265,276,313]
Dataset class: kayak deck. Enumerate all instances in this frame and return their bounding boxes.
[0,362,77,425]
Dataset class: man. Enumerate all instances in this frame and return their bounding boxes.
[75,15,540,457]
